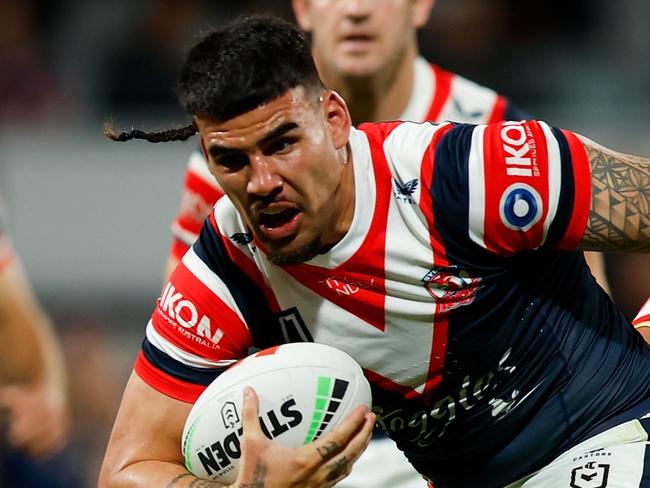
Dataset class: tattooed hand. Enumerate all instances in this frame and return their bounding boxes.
[232,387,375,488]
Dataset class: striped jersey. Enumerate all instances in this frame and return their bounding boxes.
[139,120,650,487]
[167,58,529,261]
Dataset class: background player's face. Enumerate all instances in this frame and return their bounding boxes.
[195,87,354,265]
[293,0,434,79]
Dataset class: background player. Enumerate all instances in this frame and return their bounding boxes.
[0,196,71,485]
[100,17,649,488]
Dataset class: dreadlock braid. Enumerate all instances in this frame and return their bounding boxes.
[103,122,198,143]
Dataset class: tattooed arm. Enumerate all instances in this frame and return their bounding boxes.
[99,373,375,488]
[578,136,650,252]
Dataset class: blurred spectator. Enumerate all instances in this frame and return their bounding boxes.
[0,0,64,124]
[99,0,216,121]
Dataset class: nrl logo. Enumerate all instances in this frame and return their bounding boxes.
[393,178,418,204]
[421,265,482,314]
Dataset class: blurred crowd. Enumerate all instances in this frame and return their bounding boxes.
[0,0,648,486]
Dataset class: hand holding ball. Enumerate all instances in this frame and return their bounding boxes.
[181,342,372,484]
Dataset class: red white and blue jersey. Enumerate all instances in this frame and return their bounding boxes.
[167,58,528,261]
[140,120,650,487]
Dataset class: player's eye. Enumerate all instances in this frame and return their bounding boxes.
[266,138,296,156]
[216,153,248,171]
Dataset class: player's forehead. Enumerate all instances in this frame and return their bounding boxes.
[196,88,318,151]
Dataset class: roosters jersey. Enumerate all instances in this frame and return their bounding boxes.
[167,57,529,261]
[139,120,650,487]
[634,297,650,327]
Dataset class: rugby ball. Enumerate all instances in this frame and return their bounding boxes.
[181,342,372,483]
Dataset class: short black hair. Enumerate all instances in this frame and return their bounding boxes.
[178,15,324,122]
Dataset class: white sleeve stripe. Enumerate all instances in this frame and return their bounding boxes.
[188,152,222,190]
[468,125,487,249]
[539,122,562,246]
[181,248,247,326]
[146,320,237,369]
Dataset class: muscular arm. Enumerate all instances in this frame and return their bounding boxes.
[98,372,203,487]
[99,372,376,488]
[578,136,650,252]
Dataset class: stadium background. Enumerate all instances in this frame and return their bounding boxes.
[0,0,648,485]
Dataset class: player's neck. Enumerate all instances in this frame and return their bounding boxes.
[324,44,418,125]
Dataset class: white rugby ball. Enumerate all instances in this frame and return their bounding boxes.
[181,342,372,483]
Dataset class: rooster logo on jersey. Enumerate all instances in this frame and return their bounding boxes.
[393,178,419,204]
[422,265,482,314]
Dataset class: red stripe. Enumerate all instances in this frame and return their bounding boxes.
[185,171,223,206]
[420,124,455,403]
[153,261,252,359]
[134,352,205,403]
[482,121,550,254]
[487,95,507,124]
[169,238,190,262]
[557,130,591,250]
[425,65,454,122]
[281,122,399,332]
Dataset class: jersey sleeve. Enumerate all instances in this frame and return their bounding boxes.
[137,211,275,402]
[168,148,224,262]
[430,120,592,259]
[633,297,650,328]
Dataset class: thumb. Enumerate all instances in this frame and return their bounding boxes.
[240,386,262,435]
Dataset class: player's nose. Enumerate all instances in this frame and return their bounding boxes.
[246,154,283,196]
[343,0,372,20]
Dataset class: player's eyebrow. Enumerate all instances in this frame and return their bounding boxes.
[207,122,299,159]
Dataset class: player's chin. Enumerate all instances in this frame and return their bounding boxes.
[266,238,322,266]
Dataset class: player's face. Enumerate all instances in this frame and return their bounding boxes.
[196,87,354,265]
[293,0,434,79]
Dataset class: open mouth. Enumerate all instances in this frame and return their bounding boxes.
[258,207,300,230]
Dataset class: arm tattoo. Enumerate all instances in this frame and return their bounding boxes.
[582,142,650,252]
[167,472,194,487]
[167,471,231,488]
[317,441,340,459]
[325,456,350,482]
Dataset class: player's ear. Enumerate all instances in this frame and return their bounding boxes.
[321,90,351,151]
[412,0,435,29]
[292,0,313,32]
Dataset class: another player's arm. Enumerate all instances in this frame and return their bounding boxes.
[577,136,650,253]
[98,372,375,488]
[0,256,69,457]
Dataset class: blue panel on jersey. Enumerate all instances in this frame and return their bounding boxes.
[193,220,284,349]
[142,337,226,386]
[544,127,576,247]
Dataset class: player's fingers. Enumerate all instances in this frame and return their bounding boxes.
[319,411,376,486]
[309,404,370,463]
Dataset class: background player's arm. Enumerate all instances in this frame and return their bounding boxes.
[578,136,650,252]
[99,372,376,487]
[0,256,69,458]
